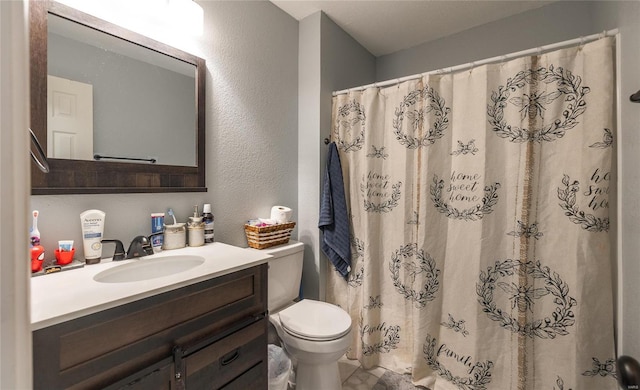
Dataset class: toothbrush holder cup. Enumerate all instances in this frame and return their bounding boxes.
[55,248,75,265]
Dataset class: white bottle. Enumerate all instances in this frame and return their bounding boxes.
[80,209,105,265]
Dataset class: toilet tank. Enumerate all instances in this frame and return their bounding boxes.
[257,240,304,312]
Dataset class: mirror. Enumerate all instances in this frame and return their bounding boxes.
[30,0,206,194]
[48,13,197,166]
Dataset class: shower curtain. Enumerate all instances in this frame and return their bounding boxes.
[326,37,617,389]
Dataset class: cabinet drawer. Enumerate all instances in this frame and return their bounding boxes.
[220,361,267,390]
[183,319,267,389]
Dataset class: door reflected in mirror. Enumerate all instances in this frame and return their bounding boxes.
[47,13,197,167]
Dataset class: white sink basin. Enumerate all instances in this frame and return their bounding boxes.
[93,255,206,283]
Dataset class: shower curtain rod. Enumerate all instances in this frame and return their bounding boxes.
[332,28,619,96]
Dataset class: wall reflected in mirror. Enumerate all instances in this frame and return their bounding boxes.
[47,13,197,167]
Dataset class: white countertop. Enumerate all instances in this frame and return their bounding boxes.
[31,242,271,330]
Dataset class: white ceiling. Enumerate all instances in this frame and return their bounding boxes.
[270,0,555,57]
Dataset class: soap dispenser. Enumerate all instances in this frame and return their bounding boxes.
[187,205,205,247]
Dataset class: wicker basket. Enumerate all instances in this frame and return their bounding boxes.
[244,222,296,249]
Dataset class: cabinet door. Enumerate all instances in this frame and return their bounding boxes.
[182,319,267,389]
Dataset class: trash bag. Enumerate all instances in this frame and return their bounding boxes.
[268,344,291,390]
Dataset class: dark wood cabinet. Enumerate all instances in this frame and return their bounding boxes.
[33,264,268,389]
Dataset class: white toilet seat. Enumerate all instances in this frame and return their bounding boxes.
[278,299,352,341]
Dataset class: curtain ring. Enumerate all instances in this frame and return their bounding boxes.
[536,47,542,56]
[468,62,475,74]
[500,55,508,67]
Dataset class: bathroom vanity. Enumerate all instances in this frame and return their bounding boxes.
[31,243,270,389]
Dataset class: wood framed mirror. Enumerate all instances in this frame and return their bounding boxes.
[29,0,206,194]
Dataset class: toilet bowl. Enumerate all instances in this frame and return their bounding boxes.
[270,299,352,390]
[248,241,352,390]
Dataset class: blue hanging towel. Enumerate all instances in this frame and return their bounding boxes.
[319,142,351,280]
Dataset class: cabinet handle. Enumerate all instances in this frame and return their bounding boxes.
[173,346,186,390]
[220,349,240,366]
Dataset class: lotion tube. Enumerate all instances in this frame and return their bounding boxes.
[80,209,105,264]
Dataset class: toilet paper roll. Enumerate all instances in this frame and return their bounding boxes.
[271,206,292,224]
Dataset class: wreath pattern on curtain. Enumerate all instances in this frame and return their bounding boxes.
[393,85,451,148]
[487,66,590,143]
[333,100,366,152]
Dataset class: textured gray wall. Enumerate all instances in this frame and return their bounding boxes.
[298,12,375,299]
[376,2,598,80]
[31,1,299,259]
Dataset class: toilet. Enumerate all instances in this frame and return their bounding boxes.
[254,240,352,390]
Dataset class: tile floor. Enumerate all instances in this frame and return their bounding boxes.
[270,324,418,390]
[338,355,388,389]
[284,354,426,390]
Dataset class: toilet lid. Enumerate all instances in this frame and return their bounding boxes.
[278,300,352,341]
